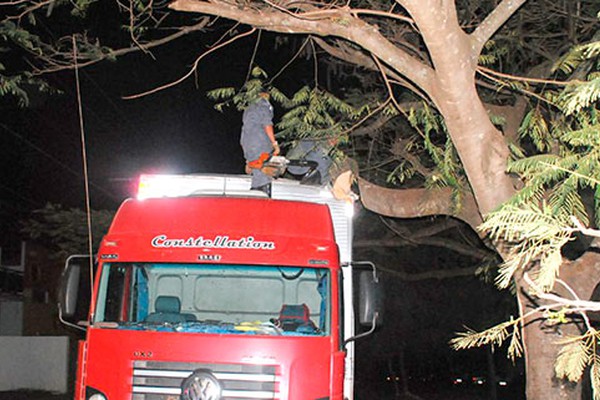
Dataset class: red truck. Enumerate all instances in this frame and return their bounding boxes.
[60,174,382,400]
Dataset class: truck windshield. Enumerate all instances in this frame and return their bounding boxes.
[94,263,330,336]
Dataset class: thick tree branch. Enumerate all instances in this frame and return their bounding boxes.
[470,0,528,56]
[357,177,482,230]
[170,0,435,94]
[312,37,403,82]
[312,38,430,100]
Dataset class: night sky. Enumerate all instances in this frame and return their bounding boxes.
[1,31,310,239]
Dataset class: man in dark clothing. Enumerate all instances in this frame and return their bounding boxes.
[286,139,333,186]
[240,91,280,194]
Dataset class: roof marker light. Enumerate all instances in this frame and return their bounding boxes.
[137,174,198,200]
[136,174,357,207]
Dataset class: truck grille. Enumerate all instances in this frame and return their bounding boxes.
[132,361,280,399]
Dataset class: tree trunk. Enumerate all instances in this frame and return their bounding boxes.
[435,82,515,215]
[517,246,600,399]
[517,286,580,399]
[405,0,517,216]
[414,14,572,399]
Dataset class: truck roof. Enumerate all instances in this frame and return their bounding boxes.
[109,196,332,240]
[135,174,353,263]
[100,175,353,265]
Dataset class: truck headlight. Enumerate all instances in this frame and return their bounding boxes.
[86,387,107,400]
[181,369,222,400]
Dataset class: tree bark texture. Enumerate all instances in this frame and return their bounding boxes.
[357,178,482,229]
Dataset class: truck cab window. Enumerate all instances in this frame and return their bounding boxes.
[94,263,331,336]
[95,264,127,322]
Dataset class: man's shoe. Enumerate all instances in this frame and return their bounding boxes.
[251,183,271,196]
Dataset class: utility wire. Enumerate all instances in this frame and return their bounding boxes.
[73,36,96,288]
[0,122,117,200]
[81,70,139,132]
[0,182,39,208]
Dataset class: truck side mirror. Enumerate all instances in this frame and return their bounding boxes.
[344,263,384,346]
[58,255,92,330]
[358,269,384,327]
[59,261,81,318]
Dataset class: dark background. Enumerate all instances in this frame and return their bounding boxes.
[1,31,320,236]
[0,17,524,398]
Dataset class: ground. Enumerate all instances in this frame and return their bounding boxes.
[0,391,70,400]
[0,384,523,399]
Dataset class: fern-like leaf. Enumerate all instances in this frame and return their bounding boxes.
[555,339,591,382]
[560,78,600,116]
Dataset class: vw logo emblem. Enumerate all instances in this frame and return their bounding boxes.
[180,369,222,400]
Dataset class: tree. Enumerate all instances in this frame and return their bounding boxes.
[21,203,114,258]
[168,2,597,397]
[2,0,599,398]
[166,1,598,398]
[451,39,600,399]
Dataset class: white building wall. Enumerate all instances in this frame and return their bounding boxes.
[0,336,69,393]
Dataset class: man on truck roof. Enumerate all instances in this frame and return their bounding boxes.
[240,90,280,194]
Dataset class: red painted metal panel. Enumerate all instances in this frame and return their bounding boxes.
[98,197,338,267]
[74,340,86,400]
[83,328,342,399]
[109,197,333,239]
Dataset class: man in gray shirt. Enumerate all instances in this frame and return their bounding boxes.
[287,139,333,185]
[240,91,280,194]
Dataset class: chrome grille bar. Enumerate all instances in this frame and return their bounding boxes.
[132,361,280,400]
[133,386,278,399]
[134,368,279,382]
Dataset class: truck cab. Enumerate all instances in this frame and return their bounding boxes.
[61,174,382,400]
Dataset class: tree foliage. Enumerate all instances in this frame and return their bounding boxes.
[207,65,364,163]
[0,0,209,105]
[21,203,114,259]
[453,36,600,399]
